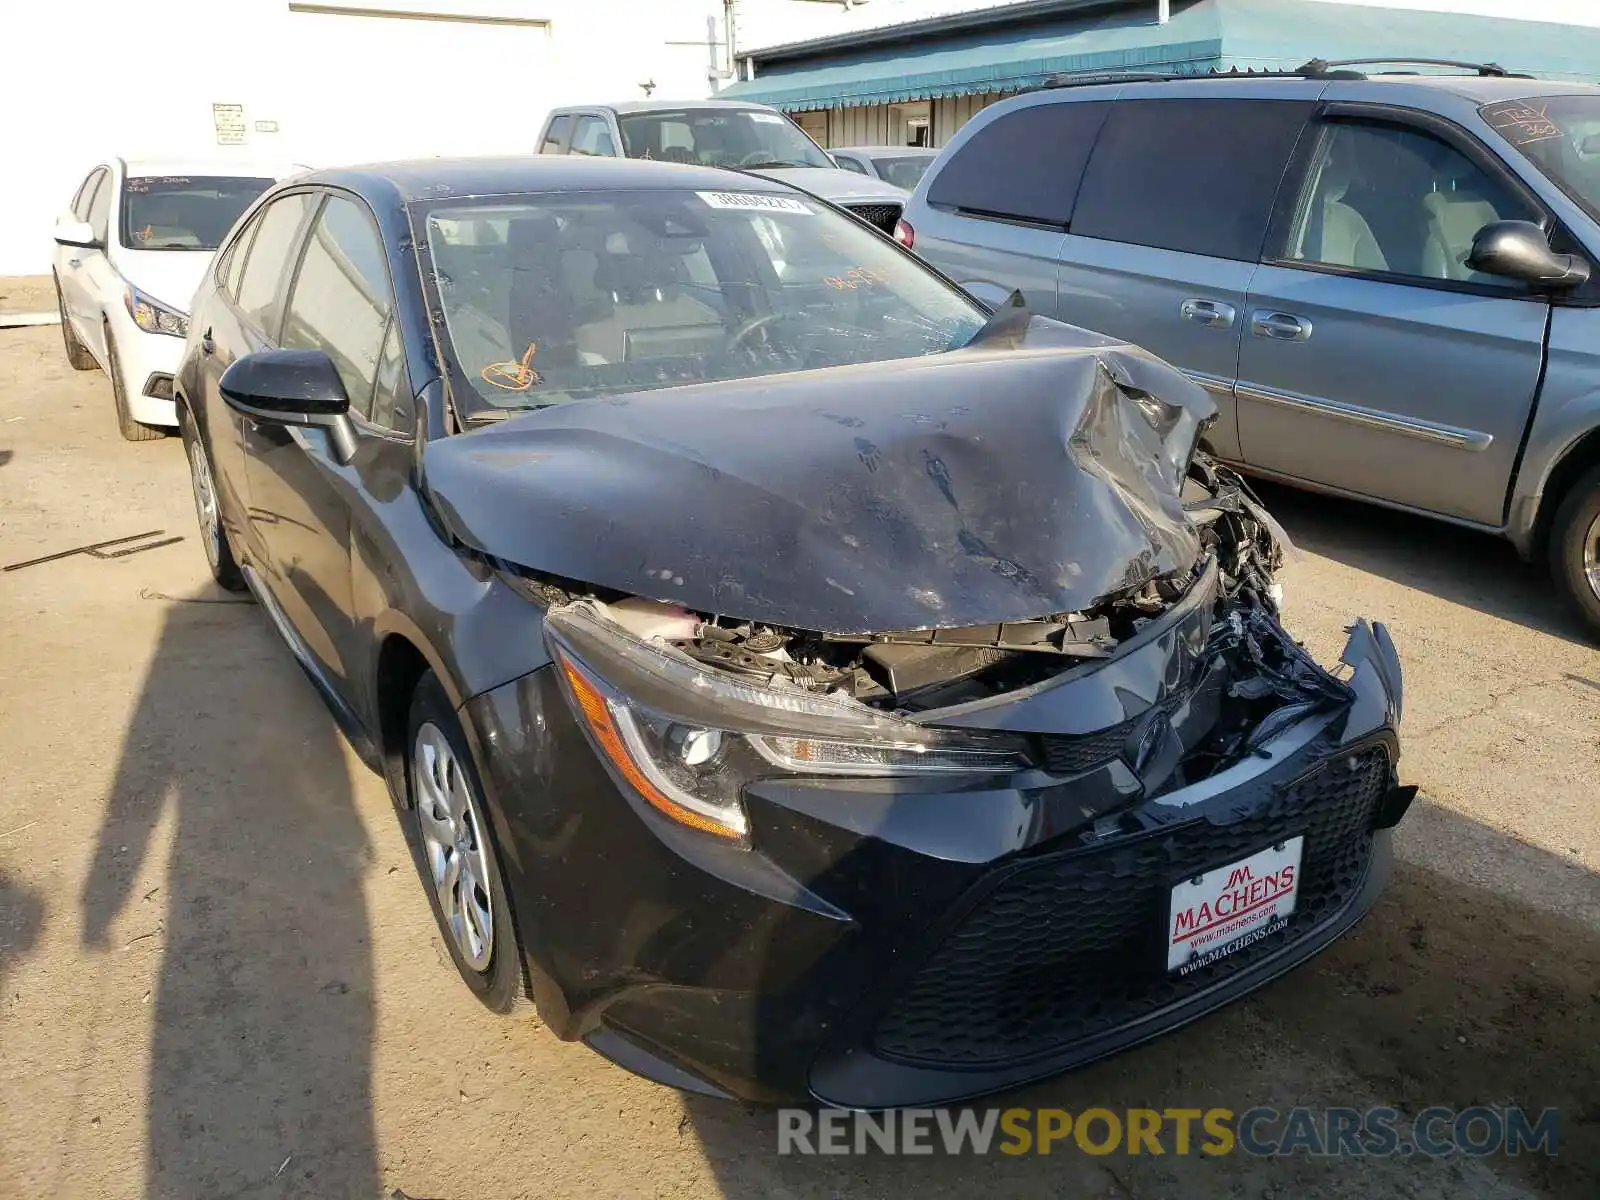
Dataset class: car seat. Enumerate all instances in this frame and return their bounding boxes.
[1421,156,1508,281]
[1301,140,1389,272]
[574,230,720,362]
[505,215,579,368]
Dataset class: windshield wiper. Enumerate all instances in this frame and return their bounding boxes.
[734,160,816,170]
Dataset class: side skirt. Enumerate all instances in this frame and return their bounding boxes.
[241,563,383,772]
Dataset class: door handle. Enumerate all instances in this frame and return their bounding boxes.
[1250,310,1313,342]
[200,329,215,356]
[1179,298,1237,329]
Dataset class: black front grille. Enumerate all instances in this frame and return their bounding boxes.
[845,202,902,234]
[1037,694,1184,775]
[872,747,1390,1066]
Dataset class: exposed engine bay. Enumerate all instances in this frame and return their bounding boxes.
[519,455,1352,793]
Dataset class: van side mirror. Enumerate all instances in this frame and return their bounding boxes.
[1466,221,1591,291]
[220,348,358,463]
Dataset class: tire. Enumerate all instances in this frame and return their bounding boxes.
[105,324,165,442]
[1548,461,1600,638]
[55,276,97,370]
[178,407,247,592]
[404,672,532,1014]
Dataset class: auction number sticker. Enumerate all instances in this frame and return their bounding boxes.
[698,191,814,215]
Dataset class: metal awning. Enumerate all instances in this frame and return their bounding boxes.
[720,0,1600,112]
[720,5,1224,111]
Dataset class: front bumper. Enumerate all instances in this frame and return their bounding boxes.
[461,623,1409,1107]
[106,304,181,427]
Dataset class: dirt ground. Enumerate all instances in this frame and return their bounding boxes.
[1,310,1597,1200]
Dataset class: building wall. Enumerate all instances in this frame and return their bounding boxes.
[2,0,742,276]
[809,94,1007,149]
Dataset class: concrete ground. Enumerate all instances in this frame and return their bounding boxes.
[1,308,1597,1200]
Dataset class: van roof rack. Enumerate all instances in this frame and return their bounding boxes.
[1297,57,1533,79]
[1033,57,1532,93]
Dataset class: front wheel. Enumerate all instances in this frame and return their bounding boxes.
[404,672,531,1014]
[179,408,246,591]
[105,325,164,442]
[1548,462,1600,638]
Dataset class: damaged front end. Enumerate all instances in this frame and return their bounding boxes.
[531,451,1401,847]
[441,316,1411,1105]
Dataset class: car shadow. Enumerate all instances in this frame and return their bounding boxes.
[1250,480,1593,646]
[0,866,43,1000]
[681,809,1599,1200]
[80,590,379,1199]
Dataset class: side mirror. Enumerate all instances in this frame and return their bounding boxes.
[54,218,99,249]
[1466,220,1591,291]
[220,349,358,463]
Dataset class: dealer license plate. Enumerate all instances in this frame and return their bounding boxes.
[1167,836,1304,974]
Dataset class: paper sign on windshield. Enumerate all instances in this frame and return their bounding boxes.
[698,192,813,215]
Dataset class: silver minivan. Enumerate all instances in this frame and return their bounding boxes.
[899,67,1600,635]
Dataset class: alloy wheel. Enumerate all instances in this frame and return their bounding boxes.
[187,438,221,571]
[413,722,495,971]
[1585,509,1600,604]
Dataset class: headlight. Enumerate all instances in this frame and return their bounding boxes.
[124,285,189,337]
[545,601,1030,843]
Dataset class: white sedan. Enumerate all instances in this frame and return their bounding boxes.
[52,159,304,440]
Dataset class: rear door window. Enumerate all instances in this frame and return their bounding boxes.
[71,169,104,220]
[234,193,315,335]
[1072,99,1312,261]
[86,172,113,244]
[925,100,1111,227]
[541,114,574,154]
[221,217,259,301]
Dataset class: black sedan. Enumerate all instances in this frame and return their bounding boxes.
[174,156,1413,1107]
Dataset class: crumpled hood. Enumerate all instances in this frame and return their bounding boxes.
[425,315,1216,633]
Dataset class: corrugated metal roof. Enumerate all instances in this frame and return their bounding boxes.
[719,0,1600,112]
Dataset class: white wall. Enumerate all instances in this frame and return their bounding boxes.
[2,0,741,275]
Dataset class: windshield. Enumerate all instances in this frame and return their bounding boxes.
[1481,96,1600,225]
[120,175,276,251]
[616,109,833,170]
[870,154,936,191]
[418,188,985,412]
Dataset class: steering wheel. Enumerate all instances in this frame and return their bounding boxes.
[725,311,789,355]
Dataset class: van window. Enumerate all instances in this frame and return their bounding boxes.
[1072,99,1312,261]
[1281,120,1536,285]
[925,101,1111,227]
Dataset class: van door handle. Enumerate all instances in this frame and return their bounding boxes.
[1179,299,1237,329]
[1251,310,1313,341]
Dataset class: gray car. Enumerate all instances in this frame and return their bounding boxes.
[536,100,908,235]
[898,65,1600,635]
[830,145,940,191]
